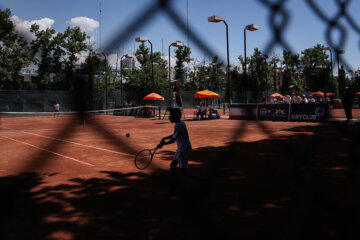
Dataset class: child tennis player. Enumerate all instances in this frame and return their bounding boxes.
[158,108,201,196]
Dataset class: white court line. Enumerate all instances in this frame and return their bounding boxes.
[2,126,135,158]
[0,135,94,167]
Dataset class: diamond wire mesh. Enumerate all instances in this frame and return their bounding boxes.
[1,0,360,238]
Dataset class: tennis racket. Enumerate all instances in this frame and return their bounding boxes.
[134,146,160,170]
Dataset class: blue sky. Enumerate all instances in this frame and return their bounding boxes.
[1,0,359,72]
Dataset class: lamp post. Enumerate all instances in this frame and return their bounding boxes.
[210,62,218,92]
[272,58,281,92]
[168,41,184,100]
[323,47,333,77]
[94,50,107,109]
[257,55,267,98]
[336,49,345,75]
[120,54,134,106]
[348,69,354,80]
[135,37,154,92]
[26,69,32,83]
[208,15,231,103]
[244,24,260,103]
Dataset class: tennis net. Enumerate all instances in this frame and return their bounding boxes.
[0,106,162,130]
[0,106,161,118]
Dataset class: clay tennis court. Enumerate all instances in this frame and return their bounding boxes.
[0,111,359,239]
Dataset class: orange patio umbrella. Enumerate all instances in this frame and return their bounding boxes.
[270,93,283,98]
[193,90,220,99]
[143,92,164,101]
[355,91,360,96]
[311,91,325,97]
[326,92,335,97]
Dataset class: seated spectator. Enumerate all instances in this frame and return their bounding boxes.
[195,103,207,120]
[300,95,308,104]
[283,93,292,104]
[270,97,277,104]
[325,96,331,104]
[308,95,315,104]
[200,103,207,119]
[293,93,301,104]
[260,95,267,104]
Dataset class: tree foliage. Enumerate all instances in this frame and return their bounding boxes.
[0,8,33,89]
[124,43,168,94]
[300,44,331,91]
[174,45,191,87]
[282,50,303,93]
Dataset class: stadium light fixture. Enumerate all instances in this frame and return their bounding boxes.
[245,24,260,31]
[208,15,224,23]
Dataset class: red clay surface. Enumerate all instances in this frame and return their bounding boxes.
[0,111,359,239]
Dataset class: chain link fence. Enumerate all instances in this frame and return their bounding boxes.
[1,0,360,239]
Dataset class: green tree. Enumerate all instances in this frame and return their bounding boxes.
[30,24,58,89]
[300,44,331,91]
[174,45,191,87]
[0,8,33,89]
[209,56,225,92]
[282,50,303,93]
[80,54,102,91]
[124,43,168,94]
[61,26,89,90]
[239,48,271,101]
[354,69,360,92]
[30,24,89,90]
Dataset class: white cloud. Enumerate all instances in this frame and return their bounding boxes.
[69,17,99,33]
[162,56,177,67]
[87,35,96,45]
[10,15,55,41]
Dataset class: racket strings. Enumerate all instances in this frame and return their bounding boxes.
[135,150,153,169]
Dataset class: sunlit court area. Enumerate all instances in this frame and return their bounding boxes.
[0,112,322,178]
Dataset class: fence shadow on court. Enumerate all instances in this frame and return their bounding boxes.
[1,0,360,239]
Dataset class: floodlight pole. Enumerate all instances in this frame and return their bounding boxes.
[244,24,259,103]
[224,20,231,104]
[168,41,183,103]
[244,28,247,103]
[149,40,154,92]
[120,55,125,107]
[168,44,172,98]
[336,49,344,76]
[120,54,133,106]
[208,15,231,104]
[323,47,333,77]
[102,52,107,110]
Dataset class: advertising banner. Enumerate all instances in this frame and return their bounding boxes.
[289,103,329,122]
[257,104,290,121]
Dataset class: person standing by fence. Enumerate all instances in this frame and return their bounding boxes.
[53,101,60,117]
[342,87,354,122]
